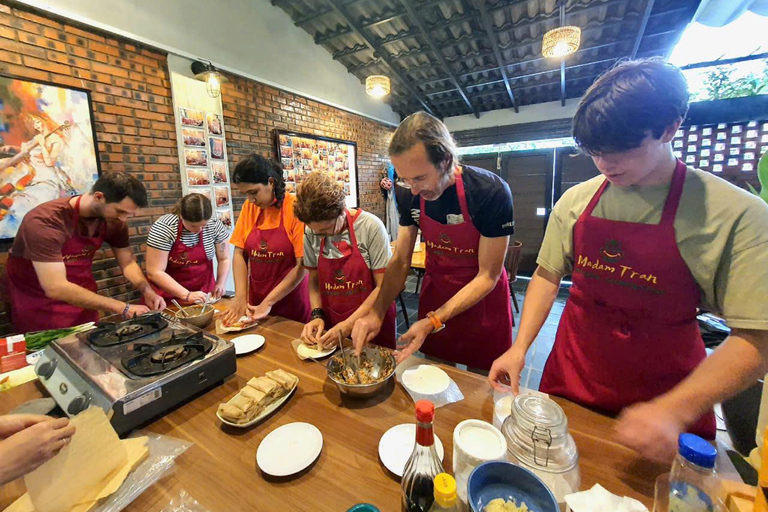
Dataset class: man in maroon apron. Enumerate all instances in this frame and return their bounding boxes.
[5,173,165,334]
[222,154,310,325]
[294,172,396,349]
[489,59,768,463]
[350,113,515,370]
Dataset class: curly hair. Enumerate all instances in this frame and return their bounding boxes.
[294,172,346,223]
[232,153,286,206]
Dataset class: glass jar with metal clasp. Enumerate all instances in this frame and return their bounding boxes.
[501,393,581,509]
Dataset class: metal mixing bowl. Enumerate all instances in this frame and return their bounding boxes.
[326,345,396,397]
[174,304,214,328]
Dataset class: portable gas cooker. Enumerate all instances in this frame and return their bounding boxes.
[34,312,236,435]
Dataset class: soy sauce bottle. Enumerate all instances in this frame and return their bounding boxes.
[402,400,444,512]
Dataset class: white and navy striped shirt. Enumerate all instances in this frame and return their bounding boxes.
[147,214,230,260]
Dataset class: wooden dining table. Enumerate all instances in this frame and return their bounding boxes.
[0,303,736,511]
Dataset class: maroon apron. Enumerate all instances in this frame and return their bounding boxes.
[418,169,513,370]
[317,209,396,349]
[151,217,215,303]
[540,160,716,439]
[245,202,310,323]
[6,196,104,333]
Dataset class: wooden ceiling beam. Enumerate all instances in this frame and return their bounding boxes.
[474,0,517,112]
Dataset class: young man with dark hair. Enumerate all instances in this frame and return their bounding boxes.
[5,172,166,333]
[351,112,515,370]
[489,58,768,462]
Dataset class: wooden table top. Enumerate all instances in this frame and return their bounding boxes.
[392,241,425,270]
[0,307,695,511]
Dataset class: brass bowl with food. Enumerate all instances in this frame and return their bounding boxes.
[326,345,396,397]
[174,304,215,328]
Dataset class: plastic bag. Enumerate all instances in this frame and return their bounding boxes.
[91,432,192,512]
[158,490,212,512]
[395,355,464,408]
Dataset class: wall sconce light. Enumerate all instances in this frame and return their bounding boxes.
[191,60,227,98]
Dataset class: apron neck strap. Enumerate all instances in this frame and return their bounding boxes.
[659,159,687,226]
[454,167,471,220]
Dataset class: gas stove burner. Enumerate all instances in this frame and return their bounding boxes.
[150,345,187,364]
[82,314,169,347]
[121,331,212,378]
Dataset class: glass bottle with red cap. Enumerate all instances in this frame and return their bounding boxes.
[402,400,445,512]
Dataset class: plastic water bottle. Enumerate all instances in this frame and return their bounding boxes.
[668,434,718,512]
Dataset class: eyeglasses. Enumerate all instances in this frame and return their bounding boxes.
[394,179,412,189]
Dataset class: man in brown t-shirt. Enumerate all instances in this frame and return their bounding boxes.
[5,172,165,333]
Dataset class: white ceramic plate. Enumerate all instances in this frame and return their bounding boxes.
[217,381,298,428]
[378,423,445,477]
[231,334,265,355]
[297,342,337,360]
[401,365,451,395]
[257,422,323,477]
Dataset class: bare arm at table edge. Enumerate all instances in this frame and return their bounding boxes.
[32,261,126,315]
[350,225,417,352]
[488,265,561,393]
[432,234,509,323]
[145,246,187,300]
[214,242,232,291]
[615,328,768,462]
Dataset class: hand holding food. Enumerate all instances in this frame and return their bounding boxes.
[185,291,209,304]
[318,320,351,349]
[0,417,75,485]
[220,297,257,326]
[0,414,53,440]
[394,318,433,364]
[249,302,272,321]
[301,318,325,346]
[212,284,226,300]
[350,311,384,356]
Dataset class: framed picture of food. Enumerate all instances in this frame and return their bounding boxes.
[214,186,230,208]
[212,161,228,184]
[217,208,232,229]
[186,168,210,186]
[182,128,205,147]
[180,107,204,127]
[184,149,208,167]
[206,112,223,135]
[209,137,224,160]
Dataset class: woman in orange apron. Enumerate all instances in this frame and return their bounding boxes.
[222,154,310,325]
[295,172,396,349]
[145,193,231,305]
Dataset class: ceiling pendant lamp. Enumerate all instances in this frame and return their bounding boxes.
[366,75,391,98]
[542,25,581,58]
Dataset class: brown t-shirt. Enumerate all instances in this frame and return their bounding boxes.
[10,197,129,262]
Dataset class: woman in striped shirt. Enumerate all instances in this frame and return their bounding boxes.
[146,193,232,304]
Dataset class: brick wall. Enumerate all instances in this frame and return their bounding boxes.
[0,2,395,334]
[221,76,393,217]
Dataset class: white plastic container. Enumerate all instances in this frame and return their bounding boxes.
[453,419,507,512]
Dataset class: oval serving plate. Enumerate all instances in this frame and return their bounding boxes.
[217,380,298,428]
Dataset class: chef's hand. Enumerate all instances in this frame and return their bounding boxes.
[0,414,52,440]
[124,304,150,319]
[301,318,325,346]
[488,347,526,394]
[220,297,256,326]
[185,291,208,304]
[319,320,352,349]
[614,400,684,463]
[394,318,433,364]
[212,284,226,300]
[351,311,383,356]
[0,417,76,485]
[250,302,272,321]
[143,290,166,311]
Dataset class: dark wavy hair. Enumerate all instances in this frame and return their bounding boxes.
[91,172,148,208]
[232,153,286,206]
[573,58,690,156]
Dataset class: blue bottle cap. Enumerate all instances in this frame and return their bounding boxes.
[678,433,717,469]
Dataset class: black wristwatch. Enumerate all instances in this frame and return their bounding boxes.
[310,308,325,321]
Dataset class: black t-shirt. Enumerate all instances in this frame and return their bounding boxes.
[396,165,514,237]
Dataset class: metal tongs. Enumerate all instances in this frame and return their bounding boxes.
[337,331,362,379]
[200,293,212,314]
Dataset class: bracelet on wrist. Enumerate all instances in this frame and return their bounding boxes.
[185,292,190,302]
[310,308,325,321]
[121,303,130,317]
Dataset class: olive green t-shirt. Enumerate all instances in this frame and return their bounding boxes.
[538,166,768,331]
